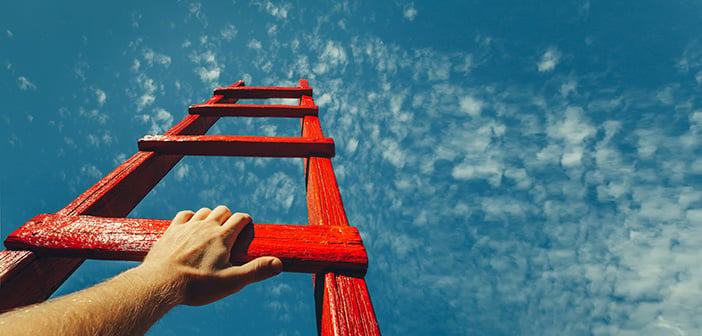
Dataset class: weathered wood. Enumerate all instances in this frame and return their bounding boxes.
[0,250,82,313]
[138,135,335,158]
[189,103,318,118]
[214,86,312,99]
[5,214,368,276]
[0,82,245,311]
[299,79,381,335]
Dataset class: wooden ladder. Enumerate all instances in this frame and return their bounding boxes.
[0,79,381,335]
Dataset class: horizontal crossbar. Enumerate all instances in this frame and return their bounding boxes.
[214,86,312,99]
[5,214,367,276]
[138,135,335,158]
[189,104,318,118]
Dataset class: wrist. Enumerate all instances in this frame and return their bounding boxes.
[127,264,186,307]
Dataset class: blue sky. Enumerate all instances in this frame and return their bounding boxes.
[2,1,702,335]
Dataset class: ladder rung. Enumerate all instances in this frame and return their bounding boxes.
[4,214,368,276]
[138,135,335,158]
[214,86,312,99]
[189,104,318,118]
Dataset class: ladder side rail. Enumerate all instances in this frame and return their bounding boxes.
[306,151,380,336]
[298,79,381,336]
[0,82,244,311]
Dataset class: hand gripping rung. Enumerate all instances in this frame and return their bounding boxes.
[138,135,335,158]
[4,214,368,276]
[189,103,318,118]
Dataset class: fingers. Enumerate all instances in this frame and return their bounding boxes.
[220,257,283,290]
[208,205,233,225]
[172,210,195,224]
[221,212,252,245]
[192,207,212,221]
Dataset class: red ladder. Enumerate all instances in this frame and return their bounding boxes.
[0,79,381,335]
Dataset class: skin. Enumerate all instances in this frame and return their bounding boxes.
[0,205,283,335]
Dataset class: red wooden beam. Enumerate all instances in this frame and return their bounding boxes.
[189,103,318,118]
[299,79,381,335]
[5,214,367,276]
[214,86,312,99]
[0,82,245,311]
[138,135,335,158]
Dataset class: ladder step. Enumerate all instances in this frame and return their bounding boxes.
[189,104,318,118]
[214,86,312,99]
[138,135,335,158]
[5,214,368,276]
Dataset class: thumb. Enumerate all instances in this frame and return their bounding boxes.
[221,257,283,289]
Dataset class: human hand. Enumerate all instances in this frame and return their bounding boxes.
[139,205,283,306]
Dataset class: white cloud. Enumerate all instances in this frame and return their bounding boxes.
[380,138,407,168]
[6,29,13,38]
[137,95,155,111]
[86,132,113,148]
[403,3,418,21]
[258,1,291,19]
[79,108,108,125]
[196,67,221,83]
[133,73,159,111]
[560,79,577,97]
[74,61,89,81]
[220,23,237,41]
[546,106,595,145]
[130,59,141,72]
[316,93,332,107]
[561,149,583,167]
[451,158,503,186]
[187,2,207,27]
[17,76,36,90]
[174,163,190,181]
[189,50,223,86]
[459,95,483,117]
[138,107,174,134]
[131,12,142,28]
[314,40,348,74]
[247,39,262,50]
[143,48,171,68]
[454,54,473,74]
[538,47,561,72]
[95,88,107,107]
[80,164,102,179]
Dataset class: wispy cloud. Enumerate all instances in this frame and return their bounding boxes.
[678,40,702,85]
[403,3,418,21]
[256,0,291,20]
[133,73,158,111]
[136,107,174,134]
[17,76,36,90]
[189,49,223,86]
[142,48,172,68]
[94,88,107,107]
[313,40,348,75]
[537,47,561,72]
[187,2,208,27]
[220,23,237,41]
[459,95,483,117]
[247,39,262,50]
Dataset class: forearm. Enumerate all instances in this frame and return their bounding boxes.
[0,206,281,334]
[0,264,182,336]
